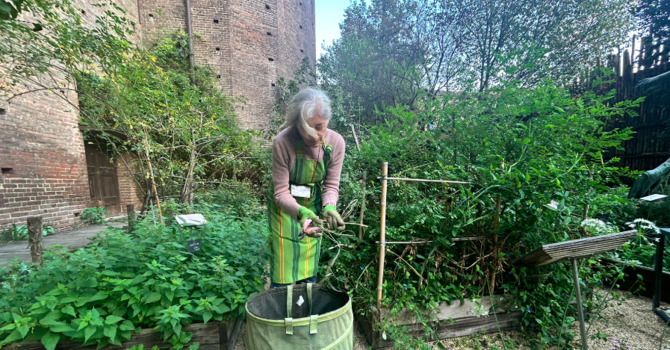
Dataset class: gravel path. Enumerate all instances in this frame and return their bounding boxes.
[235,290,670,350]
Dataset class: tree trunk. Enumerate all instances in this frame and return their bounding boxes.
[127,204,136,233]
[144,138,163,223]
[181,134,197,205]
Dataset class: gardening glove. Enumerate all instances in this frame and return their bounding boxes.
[298,206,323,238]
[322,205,345,231]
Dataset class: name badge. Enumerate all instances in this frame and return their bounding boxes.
[291,185,311,198]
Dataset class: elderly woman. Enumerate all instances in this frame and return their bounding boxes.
[267,88,346,288]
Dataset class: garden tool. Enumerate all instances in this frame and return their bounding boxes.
[298,206,322,238]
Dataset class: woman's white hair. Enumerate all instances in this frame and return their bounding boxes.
[280,87,332,138]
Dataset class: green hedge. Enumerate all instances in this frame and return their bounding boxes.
[0,207,268,350]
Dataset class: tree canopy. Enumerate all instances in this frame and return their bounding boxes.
[319,0,634,124]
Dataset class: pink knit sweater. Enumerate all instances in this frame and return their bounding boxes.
[271,126,346,219]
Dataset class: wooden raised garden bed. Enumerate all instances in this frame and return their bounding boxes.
[7,317,243,350]
[356,296,522,349]
[601,257,670,303]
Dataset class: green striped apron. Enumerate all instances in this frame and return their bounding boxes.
[267,136,332,284]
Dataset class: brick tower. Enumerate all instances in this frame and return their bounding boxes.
[139,0,317,130]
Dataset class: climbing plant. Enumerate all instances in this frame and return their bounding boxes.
[77,33,264,206]
[322,80,642,348]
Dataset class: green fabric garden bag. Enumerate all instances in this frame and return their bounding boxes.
[245,283,353,350]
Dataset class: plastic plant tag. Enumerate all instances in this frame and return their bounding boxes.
[296,295,305,306]
[290,185,311,198]
[175,214,207,227]
[640,194,667,202]
[187,239,202,253]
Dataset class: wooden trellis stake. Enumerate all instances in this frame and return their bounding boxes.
[376,163,388,308]
[375,162,469,308]
[27,217,43,264]
[359,172,367,240]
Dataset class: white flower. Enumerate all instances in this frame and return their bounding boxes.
[547,200,559,209]
[581,218,616,235]
[626,218,660,234]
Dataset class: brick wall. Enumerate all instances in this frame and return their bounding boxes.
[0,0,142,233]
[1,0,313,232]
[0,86,90,232]
[140,0,316,130]
[276,0,316,84]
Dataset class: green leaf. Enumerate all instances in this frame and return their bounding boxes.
[39,311,63,326]
[17,325,29,338]
[84,324,97,342]
[88,291,108,303]
[62,305,76,317]
[49,322,75,333]
[103,325,117,340]
[202,312,212,324]
[41,331,60,350]
[0,323,16,331]
[213,303,230,314]
[521,138,531,144]
[2,329,25,344]
[144,292,161,303]
[119,320,135,331]
[105,315,124,325]
[131,275,147,285]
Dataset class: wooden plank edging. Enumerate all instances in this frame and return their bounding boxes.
[7,317,244,350]
[355,298,522,349]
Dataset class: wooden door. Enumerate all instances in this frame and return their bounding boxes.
[85,144,121,216]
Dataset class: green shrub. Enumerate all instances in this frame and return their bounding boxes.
[0,225,55,243]
[322,82,641,348]
[0,206,267,350]
[80,207,108,225]
[196,181,261,219]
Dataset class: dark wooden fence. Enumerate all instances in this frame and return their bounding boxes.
[574,35,670,171]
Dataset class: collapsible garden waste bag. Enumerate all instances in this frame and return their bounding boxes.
[245,283,353,350]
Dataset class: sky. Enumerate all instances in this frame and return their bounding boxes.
[315,0,352,59]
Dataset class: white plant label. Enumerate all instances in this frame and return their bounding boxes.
[291,185,311,198]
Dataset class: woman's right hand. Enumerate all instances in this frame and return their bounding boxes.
[298,207,323,237]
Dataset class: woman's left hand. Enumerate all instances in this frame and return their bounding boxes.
[322,205,345,231]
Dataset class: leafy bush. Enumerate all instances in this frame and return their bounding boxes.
[196,181,262,219]
[320,82,641,348]
[0,205,267,350]
[80,207,108,225]
[1,225,55,243]
[77,33,267,205]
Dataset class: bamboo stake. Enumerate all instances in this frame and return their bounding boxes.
[377,176,468,184]
[376,162,388,309]
[144,138,164,224]
[583,204,590,219]
[350,124,360,151]
[374,237,486,245]
[490,195,501,295]
[359,171,367,240]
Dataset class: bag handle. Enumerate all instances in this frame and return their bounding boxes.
[285,285,294,335]
[284,283,318,335]
[308,283,318,334]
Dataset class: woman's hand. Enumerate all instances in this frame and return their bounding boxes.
[298,207,323,237]
[322,205,345,231]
